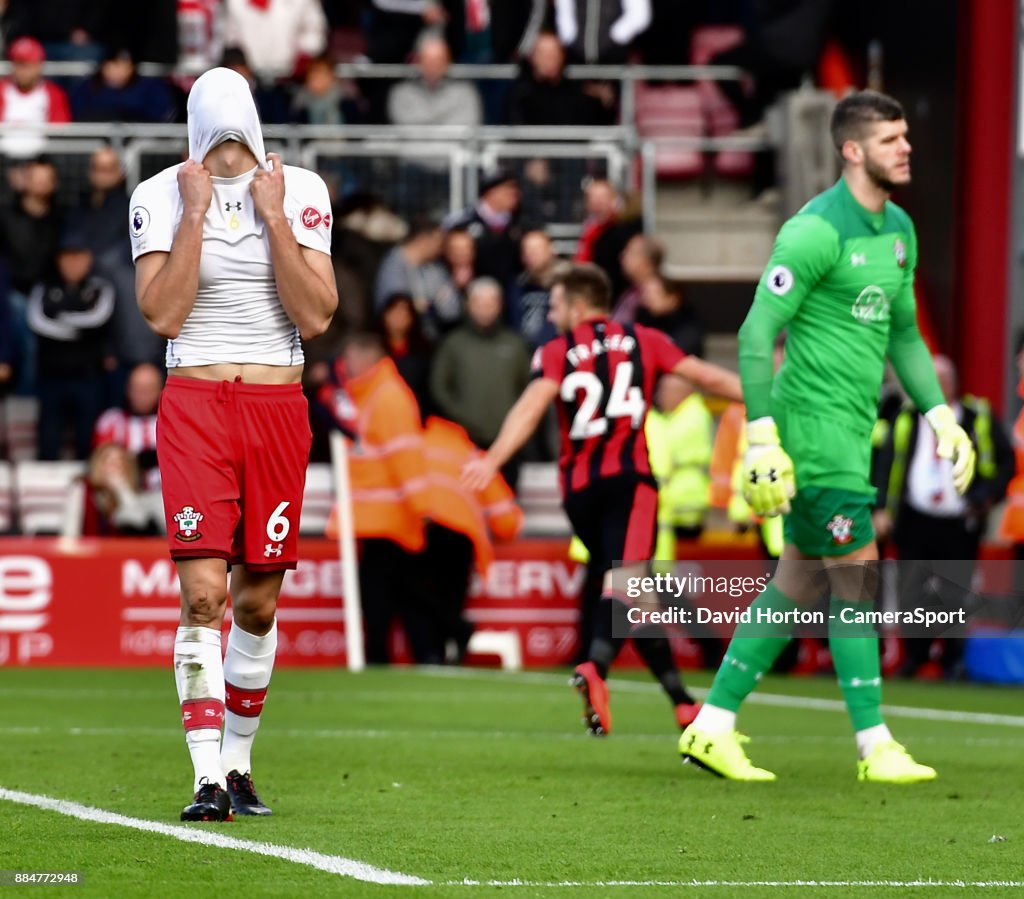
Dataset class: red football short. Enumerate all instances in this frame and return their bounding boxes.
[157,376,312,571]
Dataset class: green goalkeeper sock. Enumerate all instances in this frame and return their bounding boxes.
[705,583,801,713]
[828,596,884,731]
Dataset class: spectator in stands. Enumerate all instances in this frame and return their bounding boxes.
[387,32,482,129]
[93,361,163,490]
[378,293,434,418]
[614,233,664,324]
[223,0,327,81]
[3,0,106,62]
[430,277,530,487]
[365,0,465,64]
[507,229,559,349]
[374,218,462,339]
[637,273,704,358]
[0,156,62,396]
[873,356,1013,680]
[0,38,71,161]
[68,441,165,537]
[27,230,115,460]
[73,147,164,397]
[69,48,176,123]
[508,31,612,126]
[219,46,292,125]
[488,0,550,62]
[707,0,836,133]
[574,178,641,300]
[178,0,225,77]
[442,227,477,306]
[554,0,652,64]
[291,54,346,125]
[443,169,526,294]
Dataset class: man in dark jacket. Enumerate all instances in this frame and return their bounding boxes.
[872,355,1014,679]
[429,277,530,487]
[0,156,62,396]
[443,169,528,296]
[27,231,115,460]
[554,0,651,64]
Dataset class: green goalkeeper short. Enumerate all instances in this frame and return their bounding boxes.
[774,404,876,557]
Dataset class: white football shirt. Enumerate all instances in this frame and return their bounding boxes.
[129,161,332,368]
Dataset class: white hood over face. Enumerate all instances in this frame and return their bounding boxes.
[187,67,268,168]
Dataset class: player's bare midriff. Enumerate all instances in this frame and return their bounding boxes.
[170,363,304,384]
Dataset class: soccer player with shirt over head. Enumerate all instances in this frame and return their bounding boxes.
[130,68,338,821]
[679,91,976,783]
[463,263,743,735]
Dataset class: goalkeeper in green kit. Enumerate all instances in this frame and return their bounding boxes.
[679,91,976,783]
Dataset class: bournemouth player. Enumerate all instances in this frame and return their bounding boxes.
[130,68,338,820]
[679,91,975,782]
[463,263,743,734]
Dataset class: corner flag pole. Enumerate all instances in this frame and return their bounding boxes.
[329,430,365,672]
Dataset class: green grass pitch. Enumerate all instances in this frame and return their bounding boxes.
[0,666,1021,898]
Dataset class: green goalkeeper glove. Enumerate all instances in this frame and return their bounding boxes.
[924,404,976,494]
[742,418,796,517]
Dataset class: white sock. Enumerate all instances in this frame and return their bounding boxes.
[221,619,277,777]
[173,626,226,792]
[690,704,737,734]
[855,723,893,759]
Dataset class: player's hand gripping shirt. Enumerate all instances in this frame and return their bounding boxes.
[531,318,685,493]
[127,67,332,368]
[738,178,943,433]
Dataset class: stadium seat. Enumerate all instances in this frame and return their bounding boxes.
[633,83,705,180]
[0,461,12,533]
[690,25,755,178]
[518,463,571,537]
[300,463,336,535]
[14,460,87,535]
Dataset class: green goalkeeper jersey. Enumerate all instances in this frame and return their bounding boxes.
[738,177,944,434]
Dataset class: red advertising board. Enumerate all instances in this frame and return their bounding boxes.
[0,538,596,668]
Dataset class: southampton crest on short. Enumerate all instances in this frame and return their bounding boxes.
[174,505,204,542]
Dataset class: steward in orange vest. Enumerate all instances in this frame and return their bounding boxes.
[422,416,523,662]
[325,334,434,664]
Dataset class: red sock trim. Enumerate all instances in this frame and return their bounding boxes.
[225,682,268,718]
[181,699,225,731]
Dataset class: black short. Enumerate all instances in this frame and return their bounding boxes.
[563,475,658,575]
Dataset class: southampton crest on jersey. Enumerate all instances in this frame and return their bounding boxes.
[894,238,907,268]
[174,505,204,542]
[826,514,854,545]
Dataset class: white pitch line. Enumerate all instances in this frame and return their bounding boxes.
[447,881,1024,889]
[0,788,428,887]
[420,667,1024,728]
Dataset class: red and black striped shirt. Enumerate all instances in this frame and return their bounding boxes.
[531,318,685,493]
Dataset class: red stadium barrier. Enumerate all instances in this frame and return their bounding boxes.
[2,538,1012,669]
[0,538,596,667]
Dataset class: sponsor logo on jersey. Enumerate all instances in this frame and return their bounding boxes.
[173,505,204,542]
[225,201,243,211]
[301,206,331,229]
[766,265,794,296]
[851,285,890,323]
[850,252,867,267]
[826,514,854,545]
[264,543,284,558]
[894,238,907,268]
[130,206,150,238]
